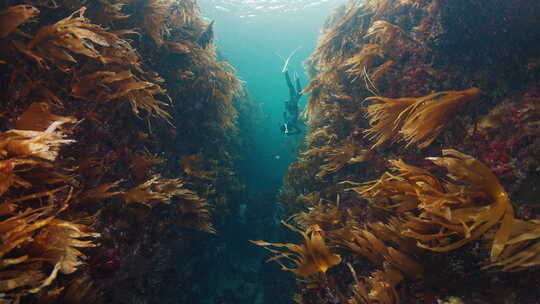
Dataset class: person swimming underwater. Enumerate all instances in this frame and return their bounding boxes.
[280,70,303,135]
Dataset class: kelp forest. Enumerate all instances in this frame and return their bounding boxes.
[1,0,540,303]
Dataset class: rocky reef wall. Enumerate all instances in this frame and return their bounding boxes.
[259,0,540,303]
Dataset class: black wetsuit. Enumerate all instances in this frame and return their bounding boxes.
[282,70,302,135]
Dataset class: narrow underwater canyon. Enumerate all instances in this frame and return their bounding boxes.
[1,0,540,304]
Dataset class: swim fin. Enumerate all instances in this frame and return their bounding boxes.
[281,46,302,73]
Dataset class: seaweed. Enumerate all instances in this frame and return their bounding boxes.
[251,221,341,277]
[0,0,247,301]
[364,88,480,148]
[0,5,40,39]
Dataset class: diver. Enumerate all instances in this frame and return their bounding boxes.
[280,70,303,135]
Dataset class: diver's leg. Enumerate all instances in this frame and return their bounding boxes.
[285,71,296,99]
[295,72,302,96]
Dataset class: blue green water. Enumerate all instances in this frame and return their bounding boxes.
[200,1,344,192]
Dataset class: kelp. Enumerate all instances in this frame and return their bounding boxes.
[348,149,540,271]
[311,3,365,67]
[126,148,164,181]
[484,218,540,271]
[15,102,76,131]
[364,88,480,148]
[363,20,416,60]
[121,175,214,232]
[1,0,243,301]
[143,0,173,47]
[37,274,103,304]
[305,126,338,146]
[0,117,79,297]
[0,5,40,39]
[16,7,123,69]
[346,225,422,279]
[343,44,384,80]
[71,69,172,122]
[348,262,403,304]
[0,187,97,298]
[179,153,215,180]
[122,175,181,207]
[301,141,370,179]
[174,188,215,233]
[92,0,130,25]
[316,142,371,179]
[0,121,74,161]
[76,181,123,204]
[251,221,341,277]
[294,197,345,230]
[32,218,100,275]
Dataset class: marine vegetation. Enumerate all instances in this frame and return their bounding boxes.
[0,0,250,302]
[271,0,540,303]
[364,88,481,148]
[251,221,341,277]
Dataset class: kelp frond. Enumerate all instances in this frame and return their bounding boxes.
[174,188,215,233]
[250,221,341,277]
[16,7,122,69]
[0,188,97,297]
[39,274,103,304]
[349,263,403,304]
[179,153,215,180]
[32,219,100,275]
[294,199,343,229]
[143,0,174,47]
[76,181,123,204]
[126,148,163,181]
[350,149,540,271]
[305,126,338,146]
[122,175,181,207]
[364,88,480,148]
[365,21,407,44]
[15,102,76,131]
[316,142,371,179]
[483,218,540,271]
[335,214,423,282]
[71,70,172,122]
[0,121,75,161]
[0,5,40,39]
[343,44,384,80]
[364,20,415,58]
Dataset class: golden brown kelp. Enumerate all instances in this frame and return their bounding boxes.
[0,123,98,299]
[351,150,511,253]
[125,148,164,181]
[315,141,370,179]
[364,88,480,149]
[348,262,403,304]
[251,221,341,277]
[0,5,40,38]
